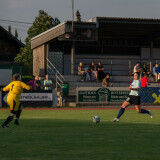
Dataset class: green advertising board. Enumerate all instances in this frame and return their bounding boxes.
[78,88,130,103]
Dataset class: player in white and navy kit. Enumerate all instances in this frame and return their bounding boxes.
[113,72,153,122]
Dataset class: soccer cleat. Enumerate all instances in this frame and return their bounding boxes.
[149,110,153,118]
[2,124,9,128]
[112,118,119,122]
[14,119,20,125]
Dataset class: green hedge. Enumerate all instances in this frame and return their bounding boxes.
[22,76,32,83]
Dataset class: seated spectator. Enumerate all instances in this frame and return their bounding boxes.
[102,73,113,87]
[83,64,90,81]
[27,76,35,90]
[44,74,53,90]
[96,61,105,80]
[78,62,85,81]
[141,73,148,87]
[35,75,41,90]
[89,62,98,81]
[134,62,142,76]
[153,63,160,81]
[141,63,151,82]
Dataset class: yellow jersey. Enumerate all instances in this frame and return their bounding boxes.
[3,81,30,101]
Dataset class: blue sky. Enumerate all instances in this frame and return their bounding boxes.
[1,0,160,42]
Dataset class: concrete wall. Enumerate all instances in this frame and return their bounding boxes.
[141,48,160,60]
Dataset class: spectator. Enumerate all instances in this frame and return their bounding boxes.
[153,63,160,81]
[35,75,41,90]
[96,61,105,80]
[89,62,98,81]
[141,63,151,82]
[27,76,35,90]
[102,73,113,87]
[83,64,90,81]
[141,73,148,87]
[134,62,142,75]
[44,75,53,90]
[78,62,85,81]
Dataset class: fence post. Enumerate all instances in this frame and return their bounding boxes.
[129,60,132,75]
[111,60,112,75]
[56,71,58,90]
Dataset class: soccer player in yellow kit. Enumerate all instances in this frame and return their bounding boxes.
[1,73,31,128]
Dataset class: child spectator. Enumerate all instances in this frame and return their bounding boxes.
[102,73,113,87]
[153,63,160,81]
[141,73,148,87]
[96,61,105,80]
[27,76,35,90]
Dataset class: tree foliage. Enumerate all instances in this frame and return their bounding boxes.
[14,10,60,75]
[14,29,18,38]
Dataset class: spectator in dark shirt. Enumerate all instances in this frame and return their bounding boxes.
[35,75,41,90]
[89,62,97,81]
[96,61,105,80]
[141,63,151,82]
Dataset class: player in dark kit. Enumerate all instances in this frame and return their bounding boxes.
[113,72,153,122]
[1,73,31,128]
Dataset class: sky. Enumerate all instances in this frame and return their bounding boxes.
[1,0,160,43]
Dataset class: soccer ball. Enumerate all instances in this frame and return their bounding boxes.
[93,116,100,123]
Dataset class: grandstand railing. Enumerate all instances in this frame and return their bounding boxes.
[46,58,66,89]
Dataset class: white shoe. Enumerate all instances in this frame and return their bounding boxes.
[149,110,153,118]
[112,118,119,122]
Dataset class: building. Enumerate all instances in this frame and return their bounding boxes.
[0,25,24,85]
[31,17,160,76]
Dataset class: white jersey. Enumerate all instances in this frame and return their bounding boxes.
[129,80,141,96]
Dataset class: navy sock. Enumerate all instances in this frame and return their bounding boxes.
[3,116,13,126]
[16,109,22,119]
[141,109,149,114]
[117,108,125,119]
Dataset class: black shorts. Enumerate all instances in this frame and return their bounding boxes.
[126,95,140,105]
[10,103,22,114]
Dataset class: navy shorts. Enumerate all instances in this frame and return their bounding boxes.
[126,95,140,105]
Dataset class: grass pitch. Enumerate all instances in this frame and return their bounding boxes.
[0,108,160,160]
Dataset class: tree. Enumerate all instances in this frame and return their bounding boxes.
[14,10,60,75]
[14,29,18,38]
[8,26,11,34]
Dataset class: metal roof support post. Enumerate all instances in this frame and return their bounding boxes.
[71,0,75,75]
[150,41,153,72]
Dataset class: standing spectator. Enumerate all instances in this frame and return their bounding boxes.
[96,61,105,80]
[89,62,98,81]
[27,76,35,90]
[102,73,113,87]
[83,64,90,81]
[78,62,85,81]
[141,73,148,87]
[134,62,142,75]
[35,75,41,90]
[44,75,53,90]
[153,63,160,81]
